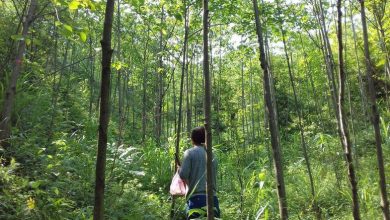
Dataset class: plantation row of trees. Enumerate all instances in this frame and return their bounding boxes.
[0,0,389,219]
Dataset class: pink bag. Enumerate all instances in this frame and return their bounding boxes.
[170,172,188,196]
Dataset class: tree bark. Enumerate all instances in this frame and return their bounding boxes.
[349,2,368,118]
[252,0,288,219]
[155,6,165,144]
[0,0,37,148]
[277,9,318,216]
[310,0,339,121]
[359,0,390,218]
[171,3,189,219]
[141,27,150,143]
[116,0,124,147]
[371,0,390,107]
[203,0,214,219]
[241,60,247,146]
[336,1,360,219]
[93,0,115,219]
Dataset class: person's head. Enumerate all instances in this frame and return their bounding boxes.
[191,126,205,146]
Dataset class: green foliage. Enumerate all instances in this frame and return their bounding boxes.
[1,0,390,219]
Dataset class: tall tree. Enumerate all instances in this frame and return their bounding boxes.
[276,2,318,216]
[141,26,150,143]
[350,1,368,118]
[310,0,339,120]
[335,0,360,219]
[203,0,215,218]
[155,5,165,144]
[116,0,124,147]
[93,0,115,219]
[0,0,37,148]
[171,2,190,218]
[359,0,390,218]
[252,0,288,219]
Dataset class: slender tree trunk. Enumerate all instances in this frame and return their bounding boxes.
[359,0,390,218]
[186,48,194,136]
[349,3,368,118]
[194,54,199,126]
[343,9,358,164]
[216,27,223,143]
[89,35,96,119]
[299,33,323,126]
[203,0,214,219]
[185,49,191,136]
[155,6,165,144]
[116,0,124,147]
[372,3,390,108]
[252,0,288,218]
[142,27,150,143]
[278,16,319,218]
[249,63,256,142]
[47,41,70,143]
[0,0,37,148]
[108,0,124,182]
[241,61,246,146]
[171,3,189,219]
[264,30,276,172]
[311,0,339,120]
[336,1,360,219]
[93,0,115,219]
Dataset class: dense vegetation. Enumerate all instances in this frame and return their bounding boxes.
[0,0,390,219]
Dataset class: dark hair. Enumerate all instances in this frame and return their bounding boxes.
[191,126,205,145]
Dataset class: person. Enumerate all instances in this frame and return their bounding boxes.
[178,126,220,219]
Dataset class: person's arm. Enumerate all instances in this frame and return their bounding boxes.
[178,150,191,182]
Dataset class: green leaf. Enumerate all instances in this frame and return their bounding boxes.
[63,24,73,33]
[69,0,79,10]
[188,208,206,217]
[174,13,183,21]
[53,187,60,195]
[79,32,87,42]
[162,29,167,35]
[53,139,66,146]
[54,21,62,26]
[29,181,41,189]
[258,172,266,181]
[11,34,24,41]
[88,1,96,10]
[112,62,122,70]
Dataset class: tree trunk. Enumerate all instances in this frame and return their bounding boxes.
[249,63,256,142]
[93,0,115,219]
[336,1,360,219]
[278,13,319,217]
[252,0,288,218]
[203,0,214,219]
[141,27,150,143]
[47,41,70,143]
[116,0,124,147]
[311,0,339,121]
[155,6,165,144]
[299,33,323,126]
[186,48,194,137]
[171,3,189,219]
[216,26,223,143]
[371,0,390,107]
[349,2,368,118]
[241,60,246,146]
[359,0,390,218]
[0,0,37,148]
[88,35,96,120]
